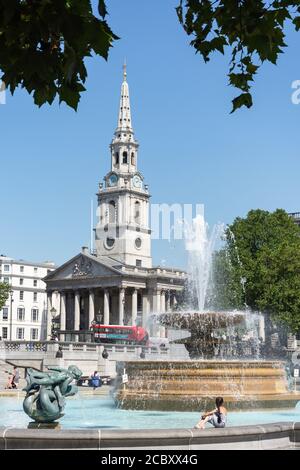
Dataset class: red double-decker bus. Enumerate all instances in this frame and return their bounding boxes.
[90,323,149,345]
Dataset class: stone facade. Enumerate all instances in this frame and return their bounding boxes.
[0,255,55,341]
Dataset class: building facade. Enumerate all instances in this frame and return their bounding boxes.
[0,256,56,341]
[45,66,186,341]
[289,212,300,227]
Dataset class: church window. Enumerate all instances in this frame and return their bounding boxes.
[115,152,119,165]
[131,152,135,165]
[136,260,142,267]
[122,151,128,164]
[109,201,116,223]
[134,201,141,225]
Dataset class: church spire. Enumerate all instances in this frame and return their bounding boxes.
[117,61,133,133]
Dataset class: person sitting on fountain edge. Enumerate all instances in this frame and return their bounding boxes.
[194,397,227,429]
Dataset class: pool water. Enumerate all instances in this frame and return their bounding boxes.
[1,395,300,429]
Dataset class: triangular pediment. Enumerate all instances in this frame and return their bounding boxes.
[44,253,122,282]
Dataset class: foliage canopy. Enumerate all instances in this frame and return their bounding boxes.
[1,1,300,111]
[212,209,300,333]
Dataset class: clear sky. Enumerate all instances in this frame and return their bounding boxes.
[1,0,300,269]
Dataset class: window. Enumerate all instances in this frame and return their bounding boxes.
[30,328,39,340]
[122,151,128,164]
[3,277,9,284]
[2,327,7,339]
[136,259,142,267]
[20,266,24,273]
[16,328,24,340]
[34,267,38,273]
[109,201,116,223]
[33,292,38,302]
[134,201,141,224]
[17,308,25,321]
[19,291,24,301]
[3,264,10,272]
[2,307,8,321]
[20,278,24,285]
[31,308,39,322]
[131,152,135,165]
[33,279,37,287]
[115,152,119,165]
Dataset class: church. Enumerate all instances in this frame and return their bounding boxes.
[44,65,186,341]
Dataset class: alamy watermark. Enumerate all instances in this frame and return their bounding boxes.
[0,80,6,105]
[95,202,205,244]
[291,80,300,104]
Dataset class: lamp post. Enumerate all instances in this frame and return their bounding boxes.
[50,307,57,339]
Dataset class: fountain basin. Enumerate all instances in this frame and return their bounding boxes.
[115,360,300,411]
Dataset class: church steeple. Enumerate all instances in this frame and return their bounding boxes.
[110,64,139,173]
[116,62,133,133]
[96,64,152,267]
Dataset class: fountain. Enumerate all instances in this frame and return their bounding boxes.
[115,214,300,411]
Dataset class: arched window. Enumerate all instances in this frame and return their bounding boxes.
[134,201,141,225]
[115,152,119,165]
[131,152,135,165]
[109,200,116,223]
[122,151,128,164]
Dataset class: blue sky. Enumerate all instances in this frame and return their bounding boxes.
[1,0,300,269]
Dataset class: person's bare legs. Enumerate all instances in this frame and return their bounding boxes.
[195,416,210,429]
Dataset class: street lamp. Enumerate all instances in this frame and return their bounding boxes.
[50,307,58,339]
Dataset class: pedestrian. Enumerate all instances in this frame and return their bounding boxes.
[12,366,20,389]
[194,397,227,429]
[90,371,102,390]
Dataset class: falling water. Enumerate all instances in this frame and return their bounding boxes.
[227,227,248,309]
[184,214,224,311]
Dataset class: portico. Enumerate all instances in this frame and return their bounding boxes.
[45,250,185,340]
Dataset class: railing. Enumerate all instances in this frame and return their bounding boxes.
[0,341,47,352]
[0,340,169,357]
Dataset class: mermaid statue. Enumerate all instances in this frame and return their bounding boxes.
[23,365,82,423]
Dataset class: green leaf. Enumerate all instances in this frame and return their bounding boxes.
[230,92,253,113]
[98,0,108,19]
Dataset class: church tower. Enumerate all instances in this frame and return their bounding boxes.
[95,64,152,268]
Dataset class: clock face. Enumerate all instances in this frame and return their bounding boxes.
[133,175,142,188]
[109,174,118,187]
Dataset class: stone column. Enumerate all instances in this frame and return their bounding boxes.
[46,292,53,340]
[153,289,161,314]
[104,289,110,325]
[142,292,149,329]
[60,292,67,341]
[166,291,171,312]
[89,290,95,328]
[119,288,125,325]
[131,289,138,326]
[74,291,80,342]
[160,291,166,313]
[170,292,177,310]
